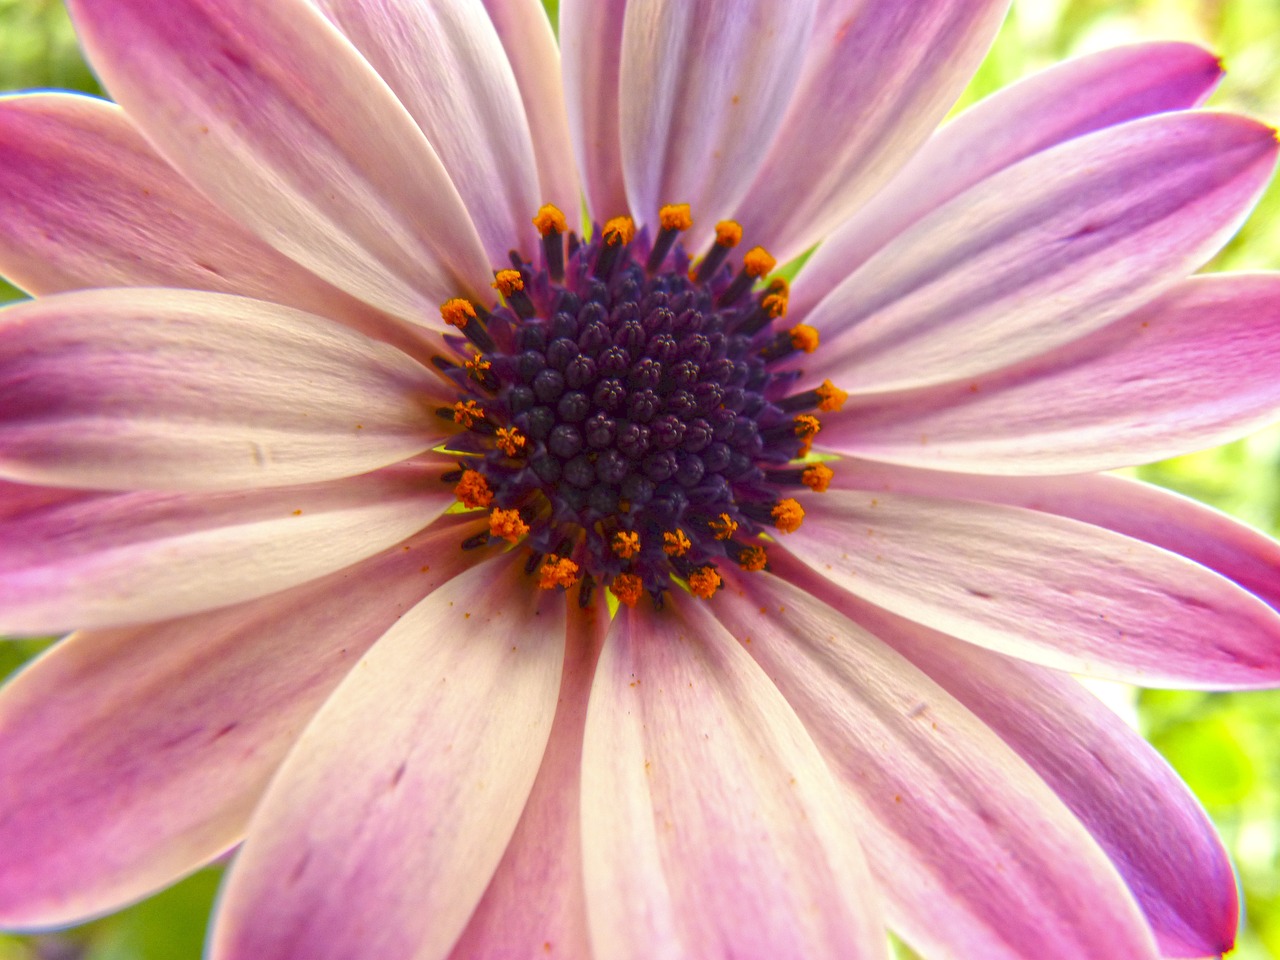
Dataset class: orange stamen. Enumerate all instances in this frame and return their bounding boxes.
[816,380,848,412]
[454,470,493,509]
[610,573,644,608]
[762,292,788,319]
[612,530,641,559]
[801,463,834,493]
[603,216,636,246]
[532,204,568,236]
[715,221,743,247]
[495,426,526,457]
[489,508,529,543]
[771,499,805,534]
[659,203,693,231]
[663,529,692,557]
[492,269,524,298]
[789,325,819,353]
[743,246,776,278]
[452,400,484,428]
[537,556,581,590]
[464,355,491,377]
[688,566,721,600]
[440,298,477,329]
[708,513,738,541]
[737,545,768,572]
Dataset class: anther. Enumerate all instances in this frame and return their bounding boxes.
[771,499,805,533]
[662,529,692,557]
[452,400,486,428]
[695,220,742,283]
[612,530,641,559]
[440,297,495,352]
[708,513,739,541]
[533,204,568,281]
[802,463,834,492]
[537,556,581,590]
[789,325,819,353]
[454,470,494,509]
[777,379,849,414]
[688,566,721,600]
[493,269,535,319]
[464,354,498,391]
[495,426,527,457]
[718,246,776,307]
[735,286,790,337]
[648,203,692,273]
[733,543,768,572]
[489,507,530,543]
[595,216,635,279]
[610,572,644,608]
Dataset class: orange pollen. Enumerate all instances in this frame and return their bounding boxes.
[771,498,805,534]
[659,203,693,231]
[802,463,835,493]
[762,292,788,319]
[612,530,641,559]
[610,573,644,608]
[816,380,849,412]
[789,324,819,353]
[737,545,768,572]
[603,216,636,246]
[709,513,739,541]
[452,400,485,427]
[663,529,692,557]
[767,276,790,297]
[489,508,529,543]
[454,470,493,509]
[492,269,525,297]
[440,298,477,328]
[532,204,568,236]
[688,566,722,600]
[537,556,581,590]
[743,246,776,278]
[464,354,492,375]
[495,426,526,457]
[714,220,743,247]
[793,414,821,440]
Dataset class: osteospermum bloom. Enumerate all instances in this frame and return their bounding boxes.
[2,0,1280,957]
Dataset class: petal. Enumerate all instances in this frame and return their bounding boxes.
[448,594,606,960]
[618,0,817,238]
[67,0,493,324]
[713,566,1161,960]
[580,597,886,960]
[0,289,443,491]
[799,112,1278,393]
[792,41,1224,315]
[560,0,629,223]
[209,554,567,960]
[482,0,582,227]
[0,92,419,351]
[0,516,486,929]
[820,274,1280,473]
[734,0,1010,262]
[311,0,542,265]
[0,460,454,634]
[784,489,1280,687]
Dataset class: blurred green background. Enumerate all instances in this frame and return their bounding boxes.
[1,0,1279,957]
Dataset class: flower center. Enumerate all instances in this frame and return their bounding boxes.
[433,204,845,608]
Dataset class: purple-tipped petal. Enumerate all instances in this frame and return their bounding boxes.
[734,0,1010,262]
[792,41,1224,315]
[67,0,493,323]
[713,566,1162,960]
[560,0,629,223]
[799,112,1278,393]
[482,0,582,228]
[209,554,566,960]
[820,274,1280,473]
[618,0,817,240]
[0,460,453,634]
[0,517,485,930]
[785,489,1280,687]
[312,0,542,265]
[580,598,886,960]
[0,289,443,492]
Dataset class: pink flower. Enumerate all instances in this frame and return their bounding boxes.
[1,1,1279,957]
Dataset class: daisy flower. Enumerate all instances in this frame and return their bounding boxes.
[2,0,1280,957]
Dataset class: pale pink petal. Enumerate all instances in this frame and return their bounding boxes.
[448,594,606,960]
[560,0,629,223]
[713,566,1161,960]
[67,0,494,323]
[0,289,444,491]
[580,598,886,960]
[0,92,422,352]
[0,517,486,929]
[799,112,1277,393]
[792,41,1224,315]
[482,0,582,228]
[784,490,1280,687]
[0,460,455,634]
[312,0,542,264]
[209,555,566,960]
[734,0,1009,263]
[828,459,1280,615]
[618,0,817,239]
[820,274,1280,473]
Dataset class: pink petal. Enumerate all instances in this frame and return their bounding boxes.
[312,0,543,265]
[0,289,443,491]
[481,0,582,228]
[820,274,1280,473]
[792,41,1224,316]
[209,555,567,960]
[713,566,1161,960]
[67,0,493,324]
[618,0,817,240]
[448,595,606,960]
[799,112,1278,393]
[0,460,454,634]
[0,517,486,929]
[560,0,629,223]
[733,0,1010,262]
[0,92,420,351]
[784,489,1280,687]
[580,598,886,960]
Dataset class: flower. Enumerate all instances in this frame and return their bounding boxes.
[1,0,1280,957]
